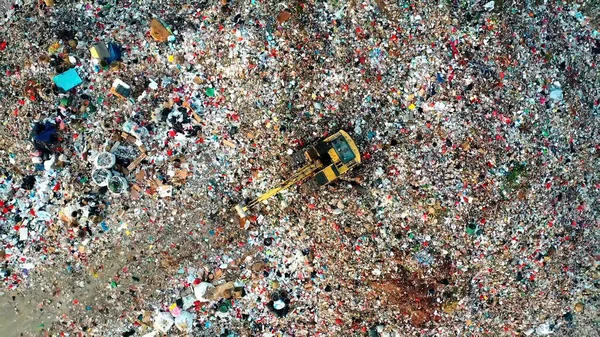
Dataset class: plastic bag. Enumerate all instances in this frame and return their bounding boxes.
[152,312,174,333]
[94,152,116,169]
[92,168,112,186]
[194,282,214,302]
[174,311,195,333]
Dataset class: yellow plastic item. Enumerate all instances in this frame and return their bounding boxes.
[90,42,110,60]
[48,42,61,54]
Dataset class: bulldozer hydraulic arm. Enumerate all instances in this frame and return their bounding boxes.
[245,161,322,209]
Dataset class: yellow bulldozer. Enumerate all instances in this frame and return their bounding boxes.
[235,130,361,217]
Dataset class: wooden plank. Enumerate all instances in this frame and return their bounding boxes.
[109,141,120,153]
[183,101,203,123]
[115,165,129,176]
[127,153,147,171]
[222,139,237,148]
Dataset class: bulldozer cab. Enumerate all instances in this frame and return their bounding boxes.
[313,130,361,185]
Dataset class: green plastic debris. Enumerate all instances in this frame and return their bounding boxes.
[206,87,215,97]
[466,223,478,235]
[110,281,117,288]
[507,162,526,186]
[219,302,231,313]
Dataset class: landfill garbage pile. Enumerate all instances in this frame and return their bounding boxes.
[0,0,599,336]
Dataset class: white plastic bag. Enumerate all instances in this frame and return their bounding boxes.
[108,176,128,194]
[92,168,112,186]
[194,282,214,302]
[94,152,116,169]
[153,312,174,333]
[174,311,195,333]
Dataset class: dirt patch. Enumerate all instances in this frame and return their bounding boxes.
[366,254,456,327]
[368,278,435,326]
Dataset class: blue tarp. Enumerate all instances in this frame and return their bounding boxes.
[107,43,122,63]
[33,122,57,143]
[52,68,82,91]
[436,73,445,83]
